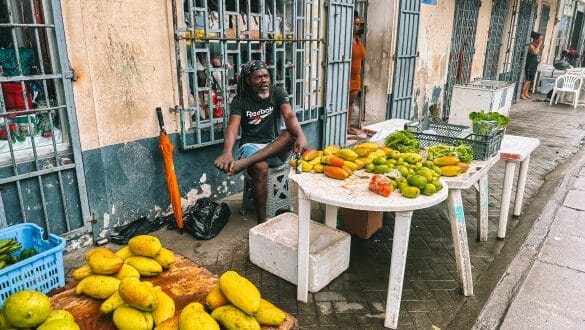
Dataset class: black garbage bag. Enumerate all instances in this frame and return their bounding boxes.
[109,216,170,245]
[182,198,231,240]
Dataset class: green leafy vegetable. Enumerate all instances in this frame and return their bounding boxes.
[384,130,420,153]
[426,143,473,163]
[468,111,510,135]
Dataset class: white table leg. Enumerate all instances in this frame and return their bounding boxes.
[384,210,412,329]
[447,189,474,296]
[499,161,516,239]
[476,175,489,242]
[297,188,310,302]
[324,204,338,228]
[513,156,530,216]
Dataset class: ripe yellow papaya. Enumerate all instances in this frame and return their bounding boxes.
[343,160,358,171]
[88,250,124,275]
[114,263,141,280]
[100,290,125,314]
[154,315,179,330]
[254,299,286,326]
[153,248,175,270]
[433,156,460,166]
[152,287,175,325]
[125,256,163,277]
[357,157,372,165]
[118,277,158,312]
[322,144,340,156]
[112,305,153,330]
[115,246,136,260]
[75,275,120,299]
[36,319,80,330]
[206,284,229,311]
[322,155,345,167]
[440,165,462,177]
[301,149,319,161]
[350,147,370,157]
[335,148,359,161]
[179,303,219,330]
[128,235,162,258]
[219,271,261,315]
[312,163,325,173]
[85,247,113,261]
[72,264,93,280]
[44,309,75,323]
[211,305,260,330]
[323,166,349,180]
[357,142,379,152]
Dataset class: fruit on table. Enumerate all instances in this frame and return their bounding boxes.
[113,305,154,330]
[323,144,340,156]
[336,148,359,161]
[153,248,176,270]
[301,161,313,172]
[152,287,175,325]
[100,290,125,314]
[373,164,389,174]
[2,290,51,328]
[313,163,325,173]
[211,305,261,330]
[324,165,350,180]
[156,315,179,330]
[343,160,358,171]
[254,299,286,326]
[44,309,75,323]
[37,319,80,330]
[457,162,470,172]
[72,264,94,280]
[351,146,370,157]
[368,174,394,197]
[440,165,462,177]
[206,284,229,311]
[321,155,345,167]
[400,185,421,198]
[85,247,111,261]
[118,277,158,312]
[433,156,460,166]
[422,183,437,196]
[76,275,120,299]
[115,246,136,260]
[114,263,141,280]
[88,248,124,275]
[372,157,387,165]
[407,174,428,189]
[308,156,322,166]
[129,235,162,258]
[179,302,219,330]
[302,149,319,161]
[125,256,163,277]
[357,157,372,165]
[219,271,261,315]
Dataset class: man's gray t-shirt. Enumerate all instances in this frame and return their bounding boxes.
[229,86,289,145]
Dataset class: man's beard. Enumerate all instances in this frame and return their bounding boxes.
[257,91,270,99]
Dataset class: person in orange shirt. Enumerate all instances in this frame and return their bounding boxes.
[348,12,366,136]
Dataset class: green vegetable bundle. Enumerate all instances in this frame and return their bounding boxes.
[469,111,510,135]
[426,143,473,163]
[384,130,420,153]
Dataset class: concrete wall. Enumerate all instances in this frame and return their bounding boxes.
[470,0,494,80]
[413,1,455,117]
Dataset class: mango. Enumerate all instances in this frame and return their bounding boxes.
[357,157,372,165]
[114,263,141,280]
[219,271,261,315]
[75,275,120,299]
[351,147,370,157]
[324,166,349,180]
[44,309,75,323]
[153,248,176,269]
[37,319,80,330]
[301,161,313,172]
[125,256,163,277]
[302,149,319,161]
[206,284,229,310]
[118,277,158,312]
[440,165,462,177]
[100,290,125,314]
[322,144,340,156]
[115,246,136,260]
[364,163,375,173]
[336,148,358,161]
[3,290,51,328]
[113,305,153,330]
[379,146,393,156]
[254,299,286,326]
[128,235,162,258]
[433,156,460,166]
[72,264,93,280]
[357,142,380,152]
[400,186,420,199]
[321,155,345,167]
[179,303,219,330]
[422,183,437,196]
[211,305,260,330]
[407,174,428,189]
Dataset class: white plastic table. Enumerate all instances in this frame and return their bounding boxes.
[496,134,540,238]
[289,171,448,329]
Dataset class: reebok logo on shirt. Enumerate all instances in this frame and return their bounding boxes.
[247,106,273,125]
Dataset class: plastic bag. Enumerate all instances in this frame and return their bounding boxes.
[110,216,169,244]
[182,198,231,240]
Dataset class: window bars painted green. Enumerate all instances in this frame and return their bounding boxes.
[0,0,90,238]
[483,0,509,80]
[172,0,322,150]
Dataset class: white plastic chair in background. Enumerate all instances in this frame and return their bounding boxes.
[549,74,584,108]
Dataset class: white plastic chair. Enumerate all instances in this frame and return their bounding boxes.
[549,74,584,108]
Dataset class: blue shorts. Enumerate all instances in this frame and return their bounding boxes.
[239,143,291,167]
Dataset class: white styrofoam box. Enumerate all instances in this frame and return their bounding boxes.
[539,77,556,94]
[249,212,351,292]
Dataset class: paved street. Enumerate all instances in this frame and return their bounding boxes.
[64,98,585,329]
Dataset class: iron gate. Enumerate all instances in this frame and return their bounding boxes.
[0,0,91,238]
[539,4,550,36]
[322,0,353,147]
[443,0,481,120]
[173,0,321,150]
[483,0,509,80]
[388,0,420,120]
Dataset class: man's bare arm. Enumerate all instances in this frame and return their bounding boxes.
[214,114,241,173]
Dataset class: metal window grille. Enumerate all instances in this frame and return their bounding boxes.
[539,4,550,36]
[483,0,509,80]
[443,0,481,120]
[0,0,90,238]
[388,0,420,120]
[172,0,321,150]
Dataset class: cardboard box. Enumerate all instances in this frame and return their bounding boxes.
[339,208,383,239]
[249,212,351,292]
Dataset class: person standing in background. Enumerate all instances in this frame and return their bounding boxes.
[347,11,366,136]
[520,31,543,100]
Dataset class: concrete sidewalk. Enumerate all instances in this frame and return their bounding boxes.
[63,98,585,329]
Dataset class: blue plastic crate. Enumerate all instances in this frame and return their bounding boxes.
[0,223,65,306]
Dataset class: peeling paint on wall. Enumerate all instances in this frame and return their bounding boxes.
[65,233,93,253]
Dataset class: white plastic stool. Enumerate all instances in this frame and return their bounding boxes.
[241,163,292,218]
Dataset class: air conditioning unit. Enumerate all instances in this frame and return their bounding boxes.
[448,80,515,127]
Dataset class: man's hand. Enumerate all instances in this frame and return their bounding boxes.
[214,153,235,174]
[294,134,308,154]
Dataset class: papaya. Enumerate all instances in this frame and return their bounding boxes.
[100,290,125,314]
[152,287,175,325]
[179,303,219,330]
[114,263,141,280]
[324,166,349,180]
[118,277,158,312]
[155,315,179,330]
[322,144,340,156]
[335,148,358,161]
[206,284,229,310]
[301,161,313,172]
[353,159,365,169]
[254,299,286,326]
[351,147,370,157]
[312,163,325,173]
[115,246,136,260]
[211,305,260,330]
[301,149,319,161]
[357,157,372,165]
[440,165,462,177]
[153,248,175,270]
[44,309,75,323]
[112,305,153,330]
[433,156,460,166]
[379,146,393,156]
[76,275,120,299]
[321,155,345,167]
[128,235,162,258]
[343,160,358,171]
[219,271,261,315]
[88,250,124,275]
[357,142,380,152]
[308,156,322,166]
[72,264,93,280]
[37,319,80,330]
[85,247,113,261]
[125,256,163,277]
[457,162,470,172]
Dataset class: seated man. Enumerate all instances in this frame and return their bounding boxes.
[214,60,307,223]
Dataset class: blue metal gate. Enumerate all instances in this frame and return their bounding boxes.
[322,0,354,147]
[0,0,91,239]
[443,0,481,120]
[388,0,420,120]
[483,0,509,80]
[539,5,550,36]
